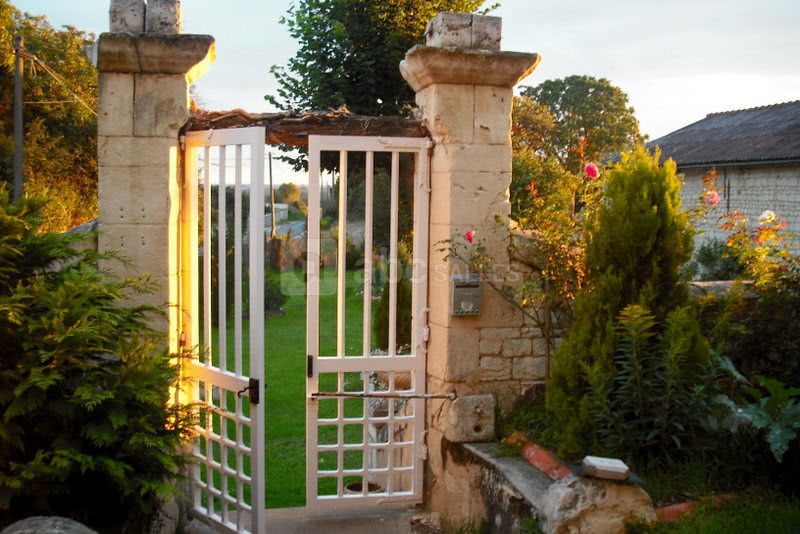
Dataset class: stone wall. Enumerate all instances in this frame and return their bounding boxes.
[680,163,800,248]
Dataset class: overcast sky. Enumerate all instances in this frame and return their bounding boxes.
[14,0,800,142]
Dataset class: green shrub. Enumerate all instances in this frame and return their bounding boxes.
[265,270,287,314]
[0,190,195,532]
[590,304,712,464]
[374,276,412,352]
[685,238,744,281]
[547,146,700,458]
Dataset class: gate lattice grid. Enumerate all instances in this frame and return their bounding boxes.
[183,127,266,534]
[181,129,431,529]
[305,135,431,514]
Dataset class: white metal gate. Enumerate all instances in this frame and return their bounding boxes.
[183,127,266,533]
[306,135,431,513]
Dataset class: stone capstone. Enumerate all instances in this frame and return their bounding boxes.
[445,394,495,442]
[1,517,98,534]
[540,475,656,534]
[145,0,183,34]
[400,45,540,92]
[109,0,145,33]
[425,12,502,51]
[97,33,215,83]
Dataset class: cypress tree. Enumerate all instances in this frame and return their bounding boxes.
[546,146,695,457]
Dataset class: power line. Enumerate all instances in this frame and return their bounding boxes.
[17,48,97,116]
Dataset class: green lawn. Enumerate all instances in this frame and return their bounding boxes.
[628,493,800,534]
[205,268,373,508]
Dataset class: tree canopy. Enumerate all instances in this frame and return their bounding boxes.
[266,0,491,117]
[520,75,642,173]
[0,1,97,232]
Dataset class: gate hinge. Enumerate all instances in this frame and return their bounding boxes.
[423,324,430,344]
[179,135,185,151]
[236,378,260,405]
[307,355,313,378]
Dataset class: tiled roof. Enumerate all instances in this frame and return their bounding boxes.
[648,100,800,167]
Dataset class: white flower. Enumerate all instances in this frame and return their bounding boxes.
[759,210,776,224]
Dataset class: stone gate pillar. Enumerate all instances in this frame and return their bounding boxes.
[96,1,214,348]
[400,12,540,517]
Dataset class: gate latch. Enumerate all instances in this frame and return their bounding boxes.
[236,378,261,405]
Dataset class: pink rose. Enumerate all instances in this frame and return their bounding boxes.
[465,230,475,244]
[704,190,720,206]
[584,163,600,179]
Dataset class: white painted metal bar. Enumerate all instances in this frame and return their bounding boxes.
[388,151,399,356]
[217,147,227,373]
[306,135,430,515]
[363,151,374,359]
[234,145,243,377]
[337,150,347,358]
[203,147,212,366]
[248,131,266,527]
[183,127,266,534]
[411,143,431,500]
[305,138,322,508]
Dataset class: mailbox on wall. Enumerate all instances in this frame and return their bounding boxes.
[452,273,482,316]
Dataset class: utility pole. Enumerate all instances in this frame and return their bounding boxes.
[268,152,276,238]
[13,35,24,202]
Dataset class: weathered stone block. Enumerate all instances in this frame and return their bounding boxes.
[98,136,178,168]
[478,332,502,355]
[430,179,510,227]
[431,143,512,173]
[471,15,502,51]
[424,13,501,51]
[475,85,513,145]
[479,287,524,328]
[401,45,540,93]
[428,172,512,226]
[98,33,215,82]
[1,516,98,534]
[416,84,474,144]
[97,73,134,136]
[146,0,183,34]
[513,356,548,380]
[503,337,531,357]
[478,356,512,381]
[426,323,481,382]
[98,223,171,279]
[445,394,495,442]
[98,166,173,225]
[425,12,472,49]
[109,0,145,33]
[532,337,550,357]
[540,475,656,534]
[134,74,189,137]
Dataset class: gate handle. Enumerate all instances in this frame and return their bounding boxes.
[236,378,261,405]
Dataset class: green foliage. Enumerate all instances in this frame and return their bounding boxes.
[547,146,697,457]
[717,376,800,463]
[0,3,97,231]
[264,270,287,314]
[268,0,489,116]
[684,238,744,281]
[505,81,641,349]
[626,492,800,534]
[0,189,194,531]
[374,276,411,352]
[275,182,301,204]
[694,212,800,387]
[591,304,713,465]
[520,75,643,173]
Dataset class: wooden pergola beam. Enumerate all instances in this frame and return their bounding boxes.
[183,108,428,147]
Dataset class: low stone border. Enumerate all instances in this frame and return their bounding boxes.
[460,441,656,533]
